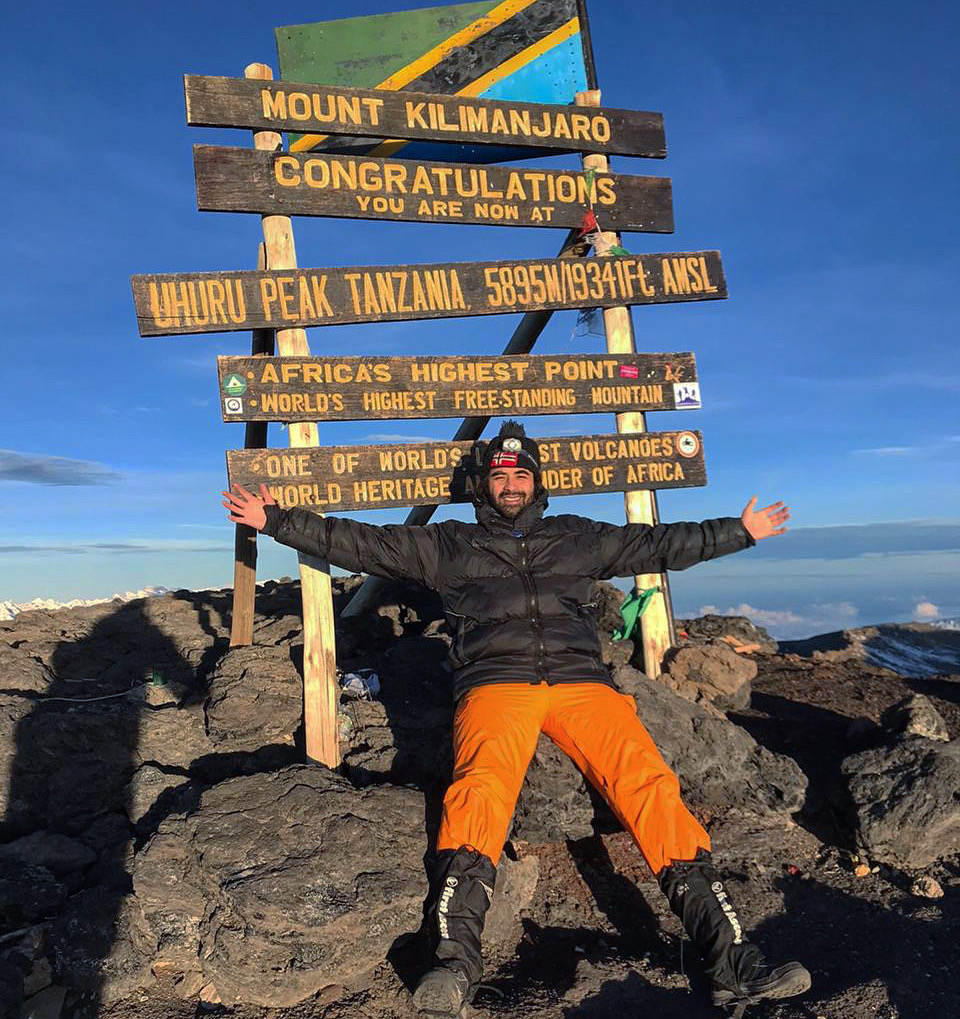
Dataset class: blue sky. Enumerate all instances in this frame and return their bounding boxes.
[2,1,958,637]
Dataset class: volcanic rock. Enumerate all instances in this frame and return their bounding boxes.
[49,888,155,1005]
[125,765,190,827]
[880,693,950,742]
[841,735,960,868]
[677,613,778,653]
[0,858,65,932]
[0,832,96,881]
[0,643,56,694]
[512,738,595,842]
[658,642,757,711]
[202,644,301,751]
[132,766,425,1006]
[131,764,534,1007]
[612,664,807,817]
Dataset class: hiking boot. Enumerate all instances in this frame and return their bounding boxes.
[711,959,812,1007]
[658,850,810,1007]
[413,846,496,1016]
[412,964,472,1017]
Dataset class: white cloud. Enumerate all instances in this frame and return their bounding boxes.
[851,436,960,458]
[698,602,805,626]
[695,600,860,637]
[914,601,939,619]
[853,446,918,456]
[811,601,859,619]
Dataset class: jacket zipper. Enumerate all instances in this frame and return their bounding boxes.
[471,536,547,682]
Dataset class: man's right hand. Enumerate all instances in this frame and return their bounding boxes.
[221,483,275,531]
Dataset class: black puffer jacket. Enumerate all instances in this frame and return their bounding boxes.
[262,494,754,701]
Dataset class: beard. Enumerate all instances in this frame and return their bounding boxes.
[490,487,535,519]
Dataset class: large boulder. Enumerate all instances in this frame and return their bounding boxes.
[658,643,757,711]
[841,736,960,868]
[131,765,532,1007]
[202,645,302,751]
[133,766,427,1006]
[0,704,138,837]
[880,694,950,742]
[612,664,807,818]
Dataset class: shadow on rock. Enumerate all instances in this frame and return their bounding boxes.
[729,693,855,846]
[0,594,227,1015]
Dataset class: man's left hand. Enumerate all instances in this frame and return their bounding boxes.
[741,496,790,540]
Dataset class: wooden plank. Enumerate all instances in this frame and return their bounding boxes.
[184,75,666,159]
[226,430,707,513]
[216,352,700,422]
[193,144,673,232]
[132,250,724,336]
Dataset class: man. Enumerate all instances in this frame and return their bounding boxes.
[222,420,810,1017]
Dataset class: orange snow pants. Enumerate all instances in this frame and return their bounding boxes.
[437,682,710,876]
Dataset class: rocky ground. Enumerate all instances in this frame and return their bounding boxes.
[0,579,958,1019]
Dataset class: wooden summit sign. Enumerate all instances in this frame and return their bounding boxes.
[194,145,673,231]
[184,75,667,158]
[132,251,725,335]
[217,352,700,421]
[227,430,707,513]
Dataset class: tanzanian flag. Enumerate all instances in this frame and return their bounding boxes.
[275,0,591,163]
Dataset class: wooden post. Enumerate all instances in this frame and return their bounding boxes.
[577,89,676,677]
[230,243,275,647]
[245,62,340,767]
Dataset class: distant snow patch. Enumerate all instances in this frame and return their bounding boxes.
[0,586,170,621]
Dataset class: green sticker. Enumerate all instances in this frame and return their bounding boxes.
[223,373,247,396]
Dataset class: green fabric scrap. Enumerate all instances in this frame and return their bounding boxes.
[611,586,660,641]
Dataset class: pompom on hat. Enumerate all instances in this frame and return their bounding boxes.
[480,420,541,478]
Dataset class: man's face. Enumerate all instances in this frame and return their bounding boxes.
[487,466,536,518]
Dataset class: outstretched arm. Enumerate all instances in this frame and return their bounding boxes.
[222,484,440,585]
[589,495,790,579]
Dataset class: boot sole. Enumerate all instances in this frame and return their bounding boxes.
[712,961,811,1006]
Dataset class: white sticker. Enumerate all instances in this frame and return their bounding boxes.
[673,381,701,409]
[224,397,242,415]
